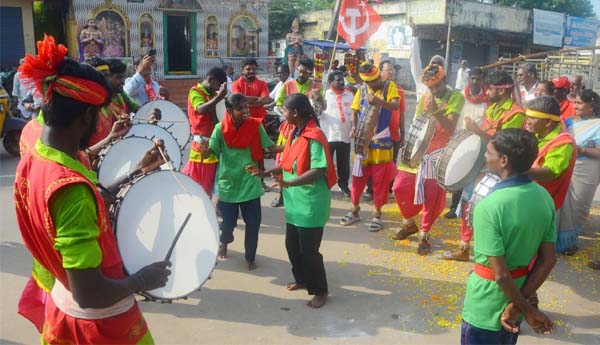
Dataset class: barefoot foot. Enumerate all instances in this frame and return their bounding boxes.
[246,260,257,271]
[307,294,327,308]
[286,282,306,291]
[218,244,228,260]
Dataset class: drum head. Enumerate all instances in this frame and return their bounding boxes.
[134,100,190,149]
[402,115,436,168]
[216,99,226,121]
[98,137,155,187]
[125,124,183,170]
[115,171,219,300]
[440,132,486,191]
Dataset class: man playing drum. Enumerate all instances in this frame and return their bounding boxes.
[182,67,228,196]
[14,35,171,344]
[86,58,139,147]
[524,96,576,217]
[339,63,400,232]
[445,67,489,219]
[461,129,556,344]
[392,64,464,255]
[443,71,526,261]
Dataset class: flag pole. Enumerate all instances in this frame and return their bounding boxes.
[325,32,340,85]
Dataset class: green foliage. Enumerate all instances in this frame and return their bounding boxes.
[268,0,335,40]
[493,0,595,18]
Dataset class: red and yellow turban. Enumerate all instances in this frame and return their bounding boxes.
[420,64,446,87]
[359,64,380,82]
[18,34,109,107]
[525,109,561,122]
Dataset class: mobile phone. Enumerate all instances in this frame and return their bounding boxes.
[148,49,156,57]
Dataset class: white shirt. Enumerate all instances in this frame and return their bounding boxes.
[409,37,428,102]
[321,88,354,143]
[455,67,470,91]
[520,81,538,103]
[456,88,488,131]
[227,75,233,94]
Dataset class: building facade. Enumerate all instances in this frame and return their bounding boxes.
[0,0,35,70]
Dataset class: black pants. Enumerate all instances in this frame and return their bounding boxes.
[285,224,328,295]
[450,189,462,210]
[328,141,350,189]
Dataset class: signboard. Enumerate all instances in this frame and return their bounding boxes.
[564,16,599,48]
[407,0,446,25]
[533,9,564,47]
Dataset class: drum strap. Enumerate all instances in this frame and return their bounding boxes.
[51,279,135,320]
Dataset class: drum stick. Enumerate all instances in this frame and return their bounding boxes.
[156,144,192,195]
[164,212,192,261]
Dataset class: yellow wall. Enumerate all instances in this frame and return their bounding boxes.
[2,0,35,55]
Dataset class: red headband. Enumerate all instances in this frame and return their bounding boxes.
[18,34,108,106]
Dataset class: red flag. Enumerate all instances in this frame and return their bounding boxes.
[337,0,382,50]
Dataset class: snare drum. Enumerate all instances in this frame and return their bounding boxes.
[125,124,183,170]
[435,130,486,191]
[111,170,219,301]
[466,173,501,228]
[401,114,436,168]
[97,136,157,187]
[134,100,191,149]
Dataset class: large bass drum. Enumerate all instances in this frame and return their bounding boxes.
[466,173,501,228]
[111,170,219,301]
[401,114,436,168]
[435,130,486,192]
[134,100,191,150]
[96,136,157,187]
[125,123,183,170]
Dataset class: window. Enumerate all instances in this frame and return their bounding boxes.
[205,15,219,57]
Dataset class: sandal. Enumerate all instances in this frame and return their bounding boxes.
[271,196,284,208]
[589,260,600,270]
[417,239,432,255]
[392,223,418,240]
[340,212,360,226]
[367,218,383,232]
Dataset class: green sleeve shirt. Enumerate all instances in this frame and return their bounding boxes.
[537,125,574,177]
[462,181,556,332]
[50,184,102,269]
[282,139,331,228]
[209,123,274,203]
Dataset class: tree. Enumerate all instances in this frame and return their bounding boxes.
[493,0,596,18]
[268,0,335,41]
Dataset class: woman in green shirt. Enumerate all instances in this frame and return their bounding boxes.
[250,94,336,308]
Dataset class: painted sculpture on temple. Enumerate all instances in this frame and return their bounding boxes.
[78,19,104,62]
[284,18,303,75]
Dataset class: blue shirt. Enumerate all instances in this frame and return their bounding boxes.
[123,72,160,106]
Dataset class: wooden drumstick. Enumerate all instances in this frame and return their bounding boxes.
[164,212,192,261]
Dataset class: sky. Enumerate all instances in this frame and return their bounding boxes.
[594,0,600,18]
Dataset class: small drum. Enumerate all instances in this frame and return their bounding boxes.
[112,170,219,301]
[97,136,157,187]
[466,173,501,228]
[125,124,183,170]
[216,99,226,121]
[435,130,486,192]
[134,100,191,149]
[401,114,436,168]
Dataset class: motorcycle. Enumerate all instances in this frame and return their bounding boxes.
[0,85,27,156]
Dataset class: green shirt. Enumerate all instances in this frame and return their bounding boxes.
[35,140,103,270]
[209,122,274,203]
[462,180,556,331]
[282,139,331,228]
[536,125,574,177]
[485,98,526,129]
[275,79,312,106]
[189,83,211,109]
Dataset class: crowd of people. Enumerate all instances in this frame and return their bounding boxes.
[9,31,600,344]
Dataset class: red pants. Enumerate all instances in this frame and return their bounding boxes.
[182,160,218,196]
[460,202,473,242]
[392,170,446,232]
[351,162,397,209]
